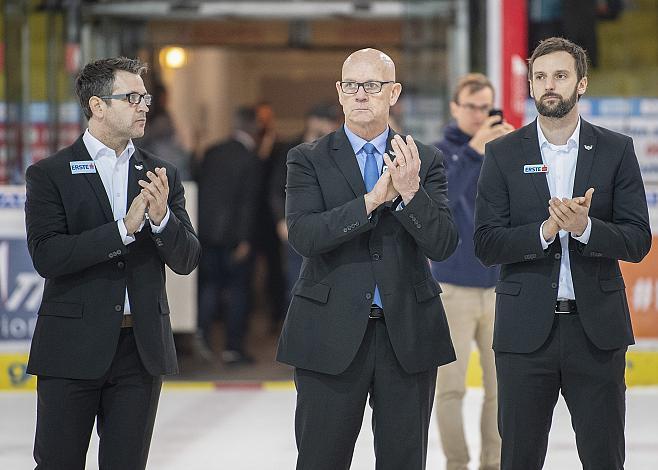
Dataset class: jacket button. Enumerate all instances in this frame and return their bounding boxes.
[343,228,348,233]
[117,261,125,269]
[116,249,122,255]
[372,253,380,261]
[416,223,422,228]
[114,304,123,312]
[554,253,561,260]
[551,282,558,289]
[365,292,372,300]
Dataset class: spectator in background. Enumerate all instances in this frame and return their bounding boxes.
[139,81,192,180]
[253,101,288,333]
[269,103,342,298]
[197,106,261,365]
[431,73,513,470]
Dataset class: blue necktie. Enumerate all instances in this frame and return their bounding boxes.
[363,143,378,192]
[362,142,382,308]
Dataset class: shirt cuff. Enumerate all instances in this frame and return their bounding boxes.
[150,207,170,233]
[571,217,592,244]
[117,219,136,245]
[539,220,555,249]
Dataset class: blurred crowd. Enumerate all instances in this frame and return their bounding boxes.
[140,96,343,365]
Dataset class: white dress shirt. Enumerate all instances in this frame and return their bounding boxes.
[83,129,170,314]
[538,119,592,300]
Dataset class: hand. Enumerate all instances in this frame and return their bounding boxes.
[124,193,148,236]
[387,134,421,204]
[548,188,594,236]
[232,241,251,262]
[468,116,515,154]
[138,167,169,225]
[276,219,288,242]
[364,170,399,215]
[542,216,560,242]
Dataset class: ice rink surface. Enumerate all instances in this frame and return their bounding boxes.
[2,386,657,469]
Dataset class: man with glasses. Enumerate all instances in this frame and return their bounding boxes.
[25,57,200,469]
[277,48,458,469]
[431,73,513,470]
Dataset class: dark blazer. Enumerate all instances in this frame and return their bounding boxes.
[197,138,260,248]
[25,136,201,379]
[276,127,459,375]
[474,119,651,354]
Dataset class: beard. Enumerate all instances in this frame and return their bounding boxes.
[535,87,579,118]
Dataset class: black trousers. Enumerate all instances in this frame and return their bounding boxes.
[294,319,437,470]
[496,314,626,470]
[34,328,162,470]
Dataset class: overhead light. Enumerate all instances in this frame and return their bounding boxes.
[160,46,187,69]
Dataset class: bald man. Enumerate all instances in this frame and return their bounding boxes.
[277,48,458,469]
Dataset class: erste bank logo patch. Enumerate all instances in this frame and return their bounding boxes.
[523,164,549,174]
[70,161,97,174]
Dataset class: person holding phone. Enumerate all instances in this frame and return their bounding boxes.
[430,73,513,470]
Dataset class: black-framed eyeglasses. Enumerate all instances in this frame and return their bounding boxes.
[100,92,152,106]
[339,81,394,94]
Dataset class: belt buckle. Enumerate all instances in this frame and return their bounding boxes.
[369,306,384,320]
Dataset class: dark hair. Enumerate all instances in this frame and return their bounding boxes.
[75,57,148,119]
[452,73,494,103]
[233,106,260,135]
[305,103,340,121]
[528,37,588,82]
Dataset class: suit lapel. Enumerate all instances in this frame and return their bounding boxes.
[522,120,551,205]
[71,138,114,223]
[127,149,147,214]
[572,119,596,198]
[331,127,367,197]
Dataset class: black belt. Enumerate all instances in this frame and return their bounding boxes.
[555,300,578,314]
[369,305,385,320]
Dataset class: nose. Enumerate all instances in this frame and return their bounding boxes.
[544,76,555,91]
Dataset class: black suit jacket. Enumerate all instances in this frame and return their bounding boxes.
[474,119,651,353]
[25,136,201,379]
[276,127,458,375]
[197,138,260,248]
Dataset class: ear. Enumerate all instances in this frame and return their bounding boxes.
[449,101,459,120]
[336,81,345,106]
[577,76,588,97]
[528,79,534,99]
[388,82,402,106]
[89,96,105,119]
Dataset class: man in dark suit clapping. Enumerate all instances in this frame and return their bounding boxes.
[474,37,652,469]
[277,48,458,469]
[25,57,201,469]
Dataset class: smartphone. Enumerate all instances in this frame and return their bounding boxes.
[489,108,503,126]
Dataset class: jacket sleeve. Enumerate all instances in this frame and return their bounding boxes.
[576,138,651,263]
[473,143,549,267]
[391,147,459,262]
[286,146,373,257]
[150,165,201,274]
[25,163,127,279]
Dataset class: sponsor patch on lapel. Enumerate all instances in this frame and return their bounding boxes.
[523,164,549,174]
[70,161,97,174]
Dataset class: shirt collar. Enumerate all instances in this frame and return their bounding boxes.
[233,130,256,152]
[536,117,581,152]
[343,124,389,156]
[83,128,135,161]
